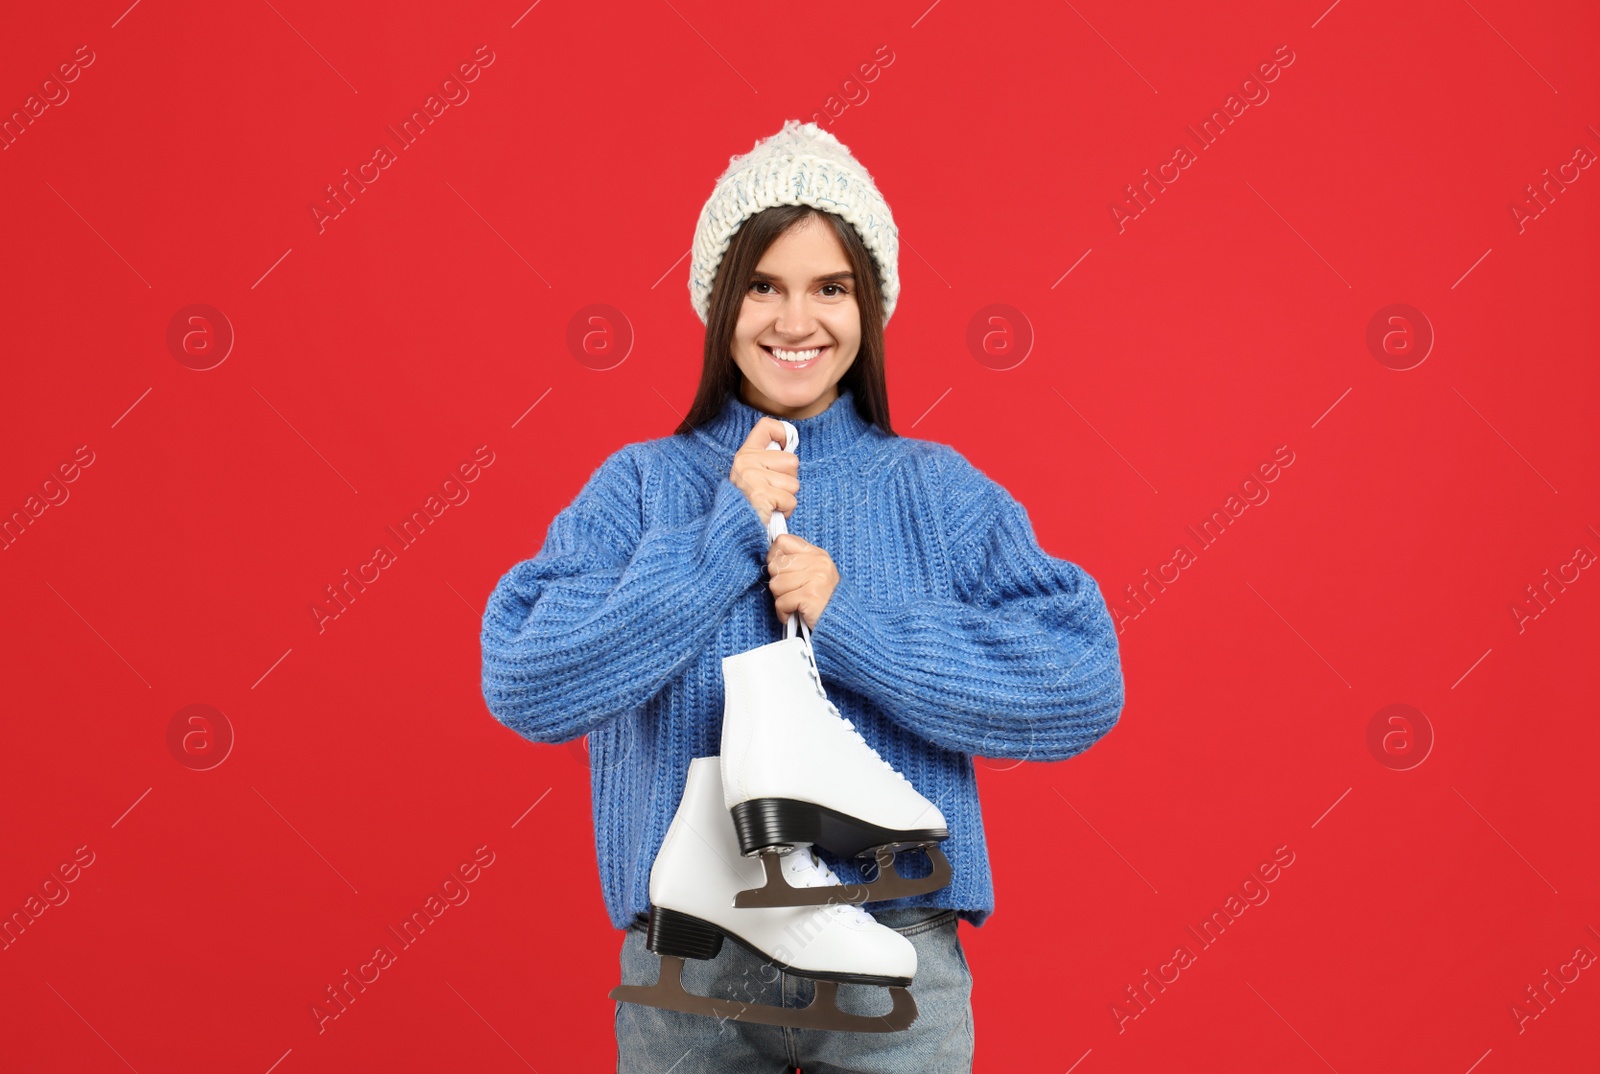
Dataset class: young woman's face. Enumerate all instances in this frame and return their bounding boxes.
[731,213,861,420]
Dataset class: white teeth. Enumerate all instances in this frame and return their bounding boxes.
[769,346,823,362]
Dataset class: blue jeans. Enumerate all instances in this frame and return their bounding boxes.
[615,908,975,1073]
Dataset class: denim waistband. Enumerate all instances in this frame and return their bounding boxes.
[627,906,958,934]
[870,907,957,934]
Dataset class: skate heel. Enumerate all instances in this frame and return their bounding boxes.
[645,906,724,961]
[732,797,949,859]
[731,798,820,855]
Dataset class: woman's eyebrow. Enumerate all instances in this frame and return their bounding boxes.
[750,270,856,283]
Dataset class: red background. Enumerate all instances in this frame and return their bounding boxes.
[3,0,1597,1070]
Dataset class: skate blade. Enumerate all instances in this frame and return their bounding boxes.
[732,845,953,908]
[610,955,918,1033]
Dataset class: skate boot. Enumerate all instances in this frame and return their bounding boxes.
[717,421,953,909]
[720,625,952,907]
[609,756,918,1033]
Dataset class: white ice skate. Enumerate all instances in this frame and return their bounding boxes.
[609,756,918,1033]
[718,421,953,909]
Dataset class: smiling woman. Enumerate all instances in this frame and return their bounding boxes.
[480,118,1126,1073]
[730,217,865,419]
[679,193,894,433]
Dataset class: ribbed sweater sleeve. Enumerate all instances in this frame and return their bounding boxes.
[480,444,771,743]
[809,445,1125,761]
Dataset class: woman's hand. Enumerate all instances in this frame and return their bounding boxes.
[730,419,836,628]
[730,418,799,526]
[767,533,839,630]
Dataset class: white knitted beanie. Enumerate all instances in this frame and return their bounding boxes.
[689,119,901,326]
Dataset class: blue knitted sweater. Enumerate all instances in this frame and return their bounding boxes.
[480,387,1125,930]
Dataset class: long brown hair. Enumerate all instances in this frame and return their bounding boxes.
[674,205,896,438]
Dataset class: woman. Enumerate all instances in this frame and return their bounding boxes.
[480,120,1126,1073]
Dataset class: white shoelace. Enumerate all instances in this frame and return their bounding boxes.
[765,424,909,789]
[798,638,910,785]
[781,847,874,922]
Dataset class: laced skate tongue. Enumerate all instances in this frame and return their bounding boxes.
[798,642,910,784]
[781,847,837,887]
[780,849,873,920]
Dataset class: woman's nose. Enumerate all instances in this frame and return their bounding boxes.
[773,295,817,336]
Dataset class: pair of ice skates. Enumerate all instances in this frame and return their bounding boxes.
[610,421,954,1034]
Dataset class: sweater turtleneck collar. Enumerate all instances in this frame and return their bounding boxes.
[694,386,874,462]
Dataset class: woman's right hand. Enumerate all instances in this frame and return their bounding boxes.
[730,418,799,526]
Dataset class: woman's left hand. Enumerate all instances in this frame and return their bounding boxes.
[766,533,839,630]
